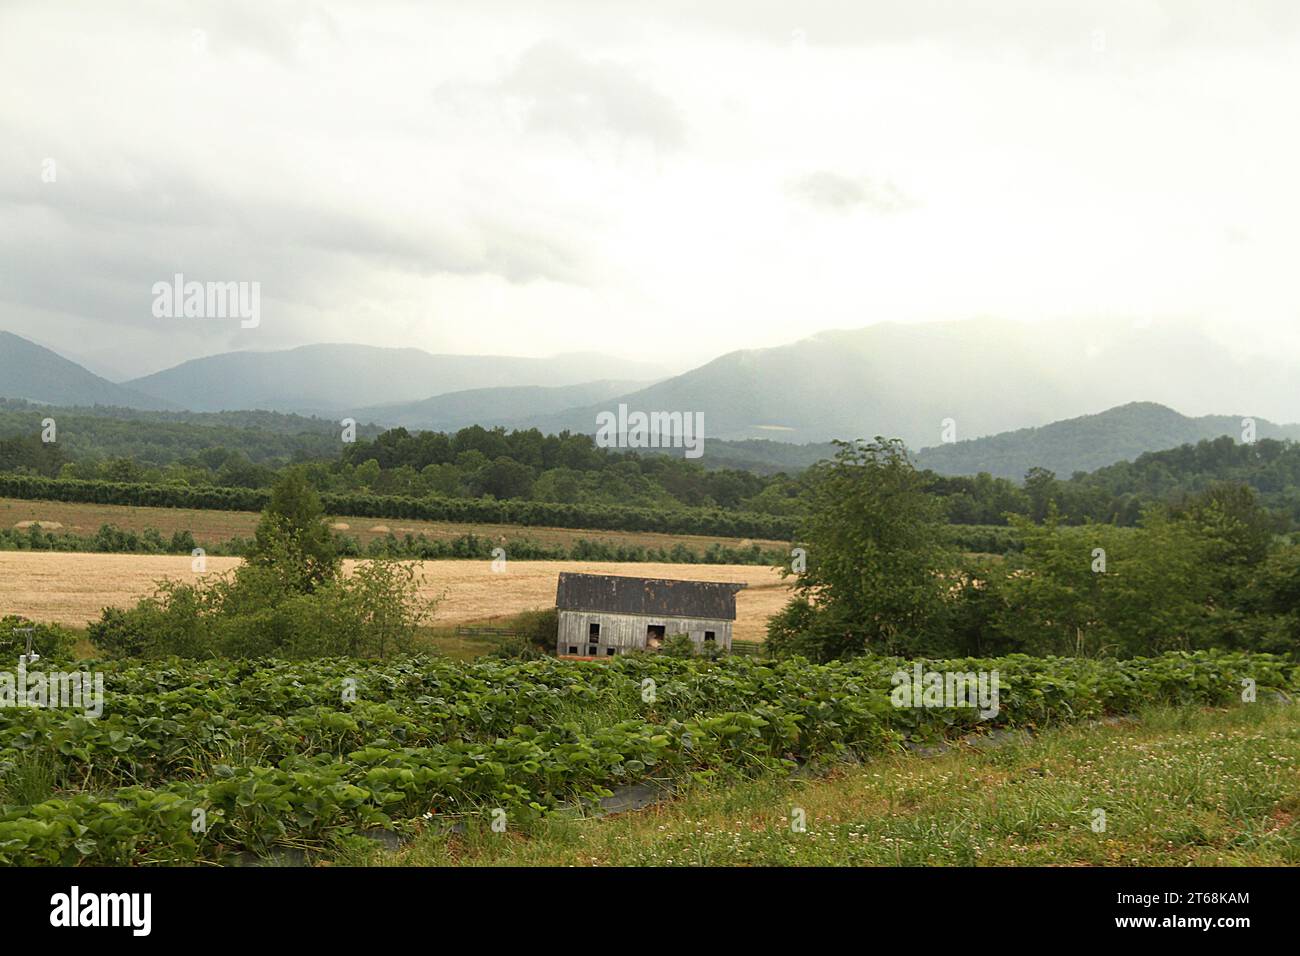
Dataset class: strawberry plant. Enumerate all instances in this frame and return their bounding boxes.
[0,650,1293,864]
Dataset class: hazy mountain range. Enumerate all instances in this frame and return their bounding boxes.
[0,331,175,411]
[355,380,643,433]
[3,319,1299,480]
[121,344,671,415]
[523,319,1300,447]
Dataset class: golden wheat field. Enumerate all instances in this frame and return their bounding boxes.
[0,553,790,642]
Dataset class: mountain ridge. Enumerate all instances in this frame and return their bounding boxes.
[0,331,176,411]
[356,380,647,432]
[518,318,1300,448]
[913,401,1300,479]
[7,321,1300,462]
[122,343,674,414]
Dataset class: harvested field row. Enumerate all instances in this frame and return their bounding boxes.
[0,497,786,552]
[0,552,790,642]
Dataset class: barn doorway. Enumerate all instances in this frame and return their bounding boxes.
[646,624,665,650]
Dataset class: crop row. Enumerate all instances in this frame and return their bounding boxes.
[0,651,1293,864]
[0,474,797,539]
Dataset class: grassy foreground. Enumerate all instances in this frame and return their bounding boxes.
[355,703,1300,866]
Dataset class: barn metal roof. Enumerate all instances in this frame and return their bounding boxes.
[555,572,746,621]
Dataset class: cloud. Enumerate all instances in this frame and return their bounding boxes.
[543,0,1300,54]
[0,146,586,309]
[444,40,687,151]
[1,0,1298,385]
[787,172,917,214]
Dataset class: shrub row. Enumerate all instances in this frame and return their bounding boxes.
[942,523,1024,555]
[346,532,780,565]
[0,522,779,566]
[0,474,796,539]
[0,524,202,556]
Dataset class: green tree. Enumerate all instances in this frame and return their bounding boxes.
[1023,467,1060,523]
[767,438,952,660]
[475,456,535,499]
[244,469,339,592]
[989,502,1263,658]
[1235,541,1300,654]
[988,514,1118,656]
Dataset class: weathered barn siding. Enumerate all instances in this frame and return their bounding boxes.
[557,609,733,655]
[555,572,744,657]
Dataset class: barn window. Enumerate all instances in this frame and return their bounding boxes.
[587,646,598,656]
[605,647,616,656]
[589,622,600,638]
[704,631,716,642]
[568,646,578,655]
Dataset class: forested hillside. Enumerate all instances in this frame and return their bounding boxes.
[915,401,1300,478]
[0,400,385,476]
[0,332,173,410]
[6,398,1300,533]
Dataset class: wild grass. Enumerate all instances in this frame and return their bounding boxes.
[353,702,1300,866]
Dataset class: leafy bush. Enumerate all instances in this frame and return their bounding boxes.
[86,581,210,659]
[507,607,558,654]
[976,492,1296,659]
[0,616,77,660]
[87,559,432,660]
[765,596,855,660]
[661,634,697,658]
[486,636,547,660]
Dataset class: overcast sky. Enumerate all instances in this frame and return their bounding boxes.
[2,0,1299,380]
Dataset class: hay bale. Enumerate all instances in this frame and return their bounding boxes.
[14,520,63,530]
[369,525,391,534]
[329,522,351,531]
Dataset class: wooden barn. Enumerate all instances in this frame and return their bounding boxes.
[555,572,746,657]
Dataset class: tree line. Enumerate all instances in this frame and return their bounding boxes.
[6,404,1300,533]
[0,473,796,539]
[770,439,1300,661]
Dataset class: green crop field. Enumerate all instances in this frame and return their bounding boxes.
[1,650,1294,866]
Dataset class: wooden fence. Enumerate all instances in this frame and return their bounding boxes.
[453,626,518,639]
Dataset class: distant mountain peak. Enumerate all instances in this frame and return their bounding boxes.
[0,331,175,410]
[914,402,1300,480]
